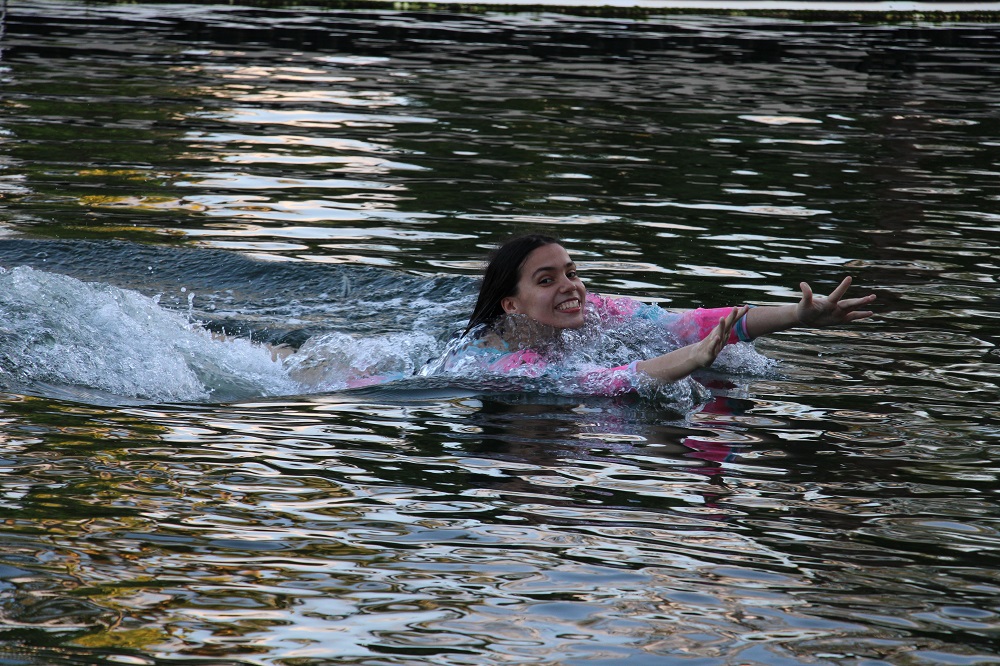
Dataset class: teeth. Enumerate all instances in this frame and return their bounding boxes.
[557,300,580,311]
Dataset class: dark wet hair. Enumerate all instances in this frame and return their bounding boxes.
[464,234,560,336]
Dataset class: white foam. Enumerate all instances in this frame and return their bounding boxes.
[0,267,296,402]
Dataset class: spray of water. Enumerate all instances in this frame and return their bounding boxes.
[0,266,297,402]
[0,265,775,405]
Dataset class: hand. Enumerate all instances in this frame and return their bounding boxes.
[691,305,749,368]
[635,305,748,382]
[796,276,876,328]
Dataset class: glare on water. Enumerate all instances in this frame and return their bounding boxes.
[1,3,999,664]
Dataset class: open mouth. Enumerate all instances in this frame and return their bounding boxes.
[556,299,581,312]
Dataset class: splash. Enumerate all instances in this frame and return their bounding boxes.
[0,266,296,402]
[285,330,441,391]
[420,310,776,407]
[0,264,775,406]
[0,264,463,403]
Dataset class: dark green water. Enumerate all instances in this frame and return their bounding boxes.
[1,3,1000,664]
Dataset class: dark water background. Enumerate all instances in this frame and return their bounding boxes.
[2,2,1000,664]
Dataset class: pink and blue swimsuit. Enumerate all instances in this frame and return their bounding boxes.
[437,293,753,395]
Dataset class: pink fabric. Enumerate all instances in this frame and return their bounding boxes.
[486,348,635,395]
[588,294,740,344]
[487,349,546,376]
[586,293,641,322]
[673,307,742,345]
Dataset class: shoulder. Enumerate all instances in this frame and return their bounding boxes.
[428,327,506,373]
[587,293,662,322]
[488,348,546,375]
[469,328,506,351]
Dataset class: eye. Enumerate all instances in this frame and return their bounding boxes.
[567,270,578,279]
[538,276,554,285]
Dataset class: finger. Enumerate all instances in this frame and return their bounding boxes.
[721,309,738,335]
[838,293,877,310]
[721,310,740,346]
[844,310,874,322]
[717,315,729,336]
[799,281,814,306]
[731,305,749,325]
[828,276,853,302]
[722,305,750,346]
[714,315,730,351]
[717,323,729,353]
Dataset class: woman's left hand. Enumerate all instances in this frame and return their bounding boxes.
[635,305,749,382]
[796,276,877,328]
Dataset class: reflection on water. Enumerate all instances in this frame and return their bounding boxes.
[2,2,1000,664]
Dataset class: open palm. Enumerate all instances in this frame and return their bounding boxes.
[796,277,877,328]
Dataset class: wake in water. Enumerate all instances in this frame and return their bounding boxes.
[0,257,775,405]
[0,264,468,403]
[0,266,297,402]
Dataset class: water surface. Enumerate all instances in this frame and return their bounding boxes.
[1,3,1000,664]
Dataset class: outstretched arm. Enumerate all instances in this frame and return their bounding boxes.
[741,276,876,339]
[636,306,748,382]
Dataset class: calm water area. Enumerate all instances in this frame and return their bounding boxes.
[2,2,1000,664]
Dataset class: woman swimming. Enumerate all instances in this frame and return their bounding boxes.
[435,234,876,394]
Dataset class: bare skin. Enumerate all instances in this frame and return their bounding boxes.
[741,277,877,338]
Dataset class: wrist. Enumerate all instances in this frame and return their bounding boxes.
[735,305,756,341]
[744,303,800,338]
[789,303,806,327]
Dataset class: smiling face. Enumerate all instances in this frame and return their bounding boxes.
[500,243,587,330]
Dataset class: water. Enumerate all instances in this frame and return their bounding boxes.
[2,2,1000,663]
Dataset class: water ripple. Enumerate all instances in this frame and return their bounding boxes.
[3,4,1000,665]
